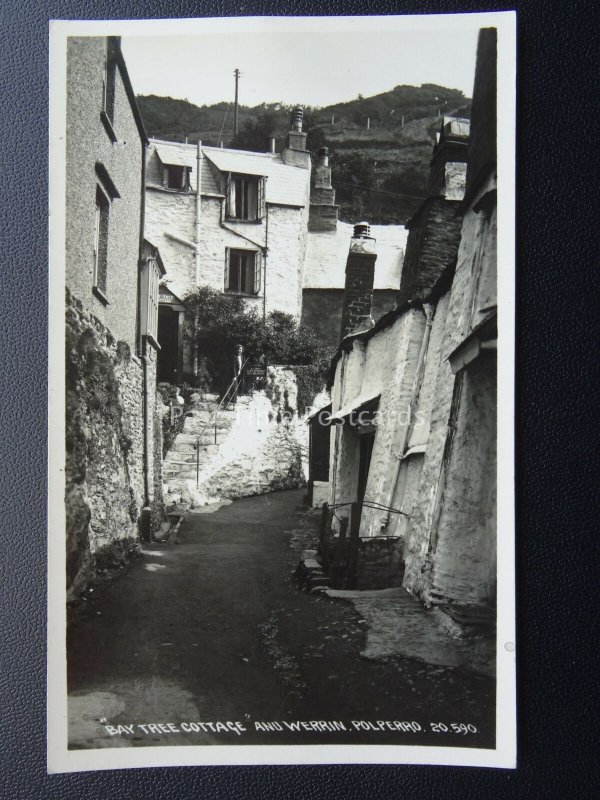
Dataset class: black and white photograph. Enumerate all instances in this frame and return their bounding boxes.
[48,12,516,772]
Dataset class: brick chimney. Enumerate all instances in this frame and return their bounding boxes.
[281,106,310,169]
[309,147,338,232]
[340,222,377,339]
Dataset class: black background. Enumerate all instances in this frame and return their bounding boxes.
[1,1,598,797]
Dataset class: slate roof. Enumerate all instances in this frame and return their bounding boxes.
[149,139,309,207]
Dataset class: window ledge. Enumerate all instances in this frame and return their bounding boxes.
[92,285,110,306]
[225,217,264,224]
[224,291,261,298]
[100,111,117,144]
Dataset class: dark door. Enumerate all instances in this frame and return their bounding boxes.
[356,431,375,504]
[309,415,331,483]
[157,307,179,383]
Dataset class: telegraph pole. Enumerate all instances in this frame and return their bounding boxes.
[233,68,240,144]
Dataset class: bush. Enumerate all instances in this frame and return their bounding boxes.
[183,287,330,404]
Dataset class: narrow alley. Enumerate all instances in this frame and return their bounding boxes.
[68,489,494,751]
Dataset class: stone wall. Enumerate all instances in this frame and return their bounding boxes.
[397,197,463,307]
[328,310,426,537]
[402,174,497,607]
[65,290,162,598]
[301,289,398,350]
[189,367,308,504]
[144,190,309,319]
[356,538,404,589]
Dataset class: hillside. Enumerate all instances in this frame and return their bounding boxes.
[137,84,470,224]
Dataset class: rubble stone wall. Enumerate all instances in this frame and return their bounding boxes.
[356,538,404,589]
[398,198,463,307]
[65,290,162,598]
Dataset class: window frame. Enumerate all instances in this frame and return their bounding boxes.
[224,248,262,296]
[100,38,118,143]
[225,172,266,222]
[92,184,110,306]
[162,164,192,192]
[140,256,161,347]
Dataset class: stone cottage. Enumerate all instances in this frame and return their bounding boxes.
[144,108,313,382]
[65,36,164,598]
[143,111,408,381]
[301,147,407,349]
[318,27,498,628]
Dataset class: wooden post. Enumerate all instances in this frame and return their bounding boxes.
[348,501,362,588]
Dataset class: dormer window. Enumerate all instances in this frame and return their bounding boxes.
[163,164,192,191]
[225,173,266,221]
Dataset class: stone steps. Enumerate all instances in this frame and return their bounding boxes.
[162,395,242,512]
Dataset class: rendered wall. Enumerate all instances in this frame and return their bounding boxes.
[65,37,143,352]
[145,156,309,319]
[328,311,426,536]
[402,174,497,606]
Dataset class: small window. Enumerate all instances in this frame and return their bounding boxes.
[225,249,262,295]
[100,38,117,141]
[226,173,266,221]
[93,185,110,303]
[140,257,161,342]
[163,164,191,191]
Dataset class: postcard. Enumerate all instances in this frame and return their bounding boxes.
[48,11,516,772]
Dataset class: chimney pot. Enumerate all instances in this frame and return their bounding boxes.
[267,136,276,153]
[292,106,304,132]
[353,221,371,239]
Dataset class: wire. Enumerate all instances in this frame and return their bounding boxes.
[333,180,427,201]
[217,103,231,142]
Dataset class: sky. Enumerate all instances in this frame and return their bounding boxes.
[121,21,481,109]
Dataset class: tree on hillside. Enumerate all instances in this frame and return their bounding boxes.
[235,110,282,151]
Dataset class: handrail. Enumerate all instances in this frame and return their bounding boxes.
[328,499,409,517]
[194,356,251,486]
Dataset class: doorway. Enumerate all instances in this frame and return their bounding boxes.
[356,431,375,505]
[157,306,180,383]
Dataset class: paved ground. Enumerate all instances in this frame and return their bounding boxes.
[68,489,495,750]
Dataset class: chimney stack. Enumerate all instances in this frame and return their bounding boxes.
[281,105,310,169]
[428,116,470,200]
[340,222,377,339]
[309,147,339,232]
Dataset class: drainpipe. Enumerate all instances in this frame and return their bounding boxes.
[138,140,152,542]
[263,205,269,321]
[330,347,349,508]
[195,141,203,285]
[193,141,203,376]
[380,302,435,530]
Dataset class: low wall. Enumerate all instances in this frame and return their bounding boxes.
[190,366,308,504]
[356,537,404,589]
